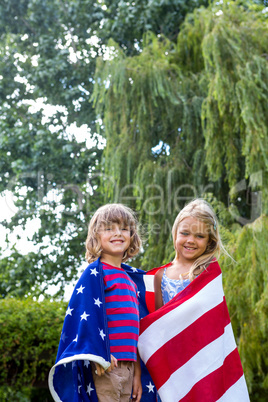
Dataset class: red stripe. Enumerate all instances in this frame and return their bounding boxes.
[105,283,136,292]
[147,300,230,389]
[106,307,139,316]
[140,261,221,334]
[108,320,139,328]
[180,348,244,402]
[110,345,136,353]
[102,263,125,271]
[105,295,138,304]
[145,291,155,314]
[104,272,135,282]
[144,264,172,313]
[109,332,139,341]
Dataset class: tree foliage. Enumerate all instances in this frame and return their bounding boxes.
[0,0,212,297]
[93,0,268,267]
[221,216,268,400]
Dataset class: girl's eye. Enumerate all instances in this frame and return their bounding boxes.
[197,235,205,238]
[181,232,189,236]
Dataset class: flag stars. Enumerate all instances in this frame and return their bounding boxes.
[76,285,85,294]
[66,307,74,316]
[87,383,94,395]
[146,382,155,393]
[73,334,78,342]
[94,298,102,307]
[80,311,90,321]
[90,268,98,276]
[131,267,138,272]
[99,329,106,340]
[84,360,90,368]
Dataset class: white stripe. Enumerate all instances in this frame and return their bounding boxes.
[216,375,250,402]
[158,323,237,402]
[143,274,154,292]
[139,274,223,364]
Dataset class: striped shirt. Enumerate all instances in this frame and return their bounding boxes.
[102,262,139,361]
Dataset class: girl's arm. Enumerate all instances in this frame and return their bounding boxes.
[154,268,164,310]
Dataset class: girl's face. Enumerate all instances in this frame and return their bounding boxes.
[98,221,131,263]
[175,217,210,264]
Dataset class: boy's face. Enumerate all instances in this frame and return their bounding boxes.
[98,222,131,262]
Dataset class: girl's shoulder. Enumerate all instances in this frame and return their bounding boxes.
[154,267,165,280]
[149,261,172,275]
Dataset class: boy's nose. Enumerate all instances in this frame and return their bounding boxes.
[113,225,122,235]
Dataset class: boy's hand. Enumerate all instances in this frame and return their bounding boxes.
[94,355,118,376]
[132,356,142,402]
[106,354,118,373]
[132,374,142,402]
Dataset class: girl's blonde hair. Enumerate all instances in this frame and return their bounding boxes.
[85,203,141,263]
[172,198,225,281]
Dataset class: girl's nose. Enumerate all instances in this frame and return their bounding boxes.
[187,234,195,243]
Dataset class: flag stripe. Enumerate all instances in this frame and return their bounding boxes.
[158,322,237,401]
[140,265,221,333]
[146,299,230,389]
[139,274,223,363]
[179,349,244,402]
[216,374,250,402]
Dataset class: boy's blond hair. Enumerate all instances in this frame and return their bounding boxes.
[85,203,141,263]
[172,198,225,281]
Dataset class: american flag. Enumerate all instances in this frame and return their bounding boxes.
[48,258,157,402]
[138,261,250,402]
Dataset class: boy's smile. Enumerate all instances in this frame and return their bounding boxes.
[99,223,131,266]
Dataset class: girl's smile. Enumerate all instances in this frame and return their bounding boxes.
[175,216,210,265]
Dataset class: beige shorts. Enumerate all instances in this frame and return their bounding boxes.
[92,361,134,402]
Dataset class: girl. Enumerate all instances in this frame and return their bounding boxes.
[154,198,223,309]
[138,198,249,402]
[49,203,143,402]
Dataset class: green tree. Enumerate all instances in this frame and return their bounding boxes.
[0,0,212,297]
[92,0,268,268]
[221,216,268,400]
